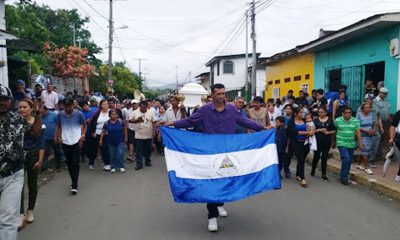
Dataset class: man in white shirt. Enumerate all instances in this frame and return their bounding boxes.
[126,100,139,161]
[165,95,186,122]
[129,100,156,170]
[41,84,59,111]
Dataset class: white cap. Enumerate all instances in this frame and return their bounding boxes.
[131,99,139,104]
[379,87,389,93]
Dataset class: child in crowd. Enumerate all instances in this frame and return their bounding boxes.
[99,109,127,173]
[275,116,288,177]
[305,113,317,151]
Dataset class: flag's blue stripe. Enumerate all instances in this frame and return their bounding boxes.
[161,127,276,155]
[167,164,281,203]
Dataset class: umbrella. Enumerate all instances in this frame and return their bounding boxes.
[383,144,400,177]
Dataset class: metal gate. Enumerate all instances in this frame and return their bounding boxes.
[325,65,363,112]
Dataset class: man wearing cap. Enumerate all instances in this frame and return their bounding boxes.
[0,84,42,240]
[126,100,139,161]
[89,96,99,109]
[373,87,391,160]
[41,84,59,111]
[358,93,381,167]
[13,79,32,100]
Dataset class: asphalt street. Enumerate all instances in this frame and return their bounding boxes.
[19,154,400,240]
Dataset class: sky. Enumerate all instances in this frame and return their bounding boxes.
[11,0,400,87]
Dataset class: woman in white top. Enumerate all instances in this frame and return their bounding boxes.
[88,100,111,170]
[266,103,280,127]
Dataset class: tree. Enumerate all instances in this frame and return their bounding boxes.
[44,43,95,90]
[96,62,142,99]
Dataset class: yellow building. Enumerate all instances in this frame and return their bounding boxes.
[264,51,314,101]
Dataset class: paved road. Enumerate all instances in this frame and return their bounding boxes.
[19,154,400,240]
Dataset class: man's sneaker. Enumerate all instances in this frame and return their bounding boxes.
[395,175,400,182]
[70,188,78,195]
[110,168,116,173]
[321,176,330,182]
[26,210,34,223]
[300,179,307,187]
[217,206,228,217]
[103,165,111,171]
[285,172,291,179]
[356,165,365,171]
[120,168,126,173]
[364,168,373,175]
[18,214,26,231]
[341,179,349,185]
[89,165,95,170]
[207,217,218,232]
[295,176,302,181]
[145,162,152,167]
[135,166,143,170]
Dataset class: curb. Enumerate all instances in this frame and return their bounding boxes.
[326,162,400,202]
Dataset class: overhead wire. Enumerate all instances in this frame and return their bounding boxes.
[69,0,108,34]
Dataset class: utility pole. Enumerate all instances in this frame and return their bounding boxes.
[245,10,249,102]
[251,0,257,98]
[0,0,9,86]
[72,24,76,46]
[133,58,146,79]
[107,0,114,89]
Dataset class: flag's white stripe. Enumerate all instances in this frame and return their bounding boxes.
[165,144,278,180]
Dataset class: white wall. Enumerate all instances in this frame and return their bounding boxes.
[0,0,9,87]
[210,57,265,97]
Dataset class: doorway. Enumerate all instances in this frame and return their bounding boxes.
[365,61,385,95]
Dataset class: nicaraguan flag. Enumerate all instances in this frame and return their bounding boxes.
[161,127,281,203]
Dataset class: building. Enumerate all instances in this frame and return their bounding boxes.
[264,50,314,102]
[299,12,400,112]
[206,53,265,98]
[195,72,211,93]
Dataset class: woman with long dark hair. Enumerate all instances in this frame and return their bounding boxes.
[89,99,111,170]
[288,107,315,187]
[311,106,336,181]
[18,99,45,229]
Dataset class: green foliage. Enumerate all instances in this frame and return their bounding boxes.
[96,62,143,99]
[5,1,102,72]
[143,89,159,100]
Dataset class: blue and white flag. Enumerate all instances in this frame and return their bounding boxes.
[161,127,281,203]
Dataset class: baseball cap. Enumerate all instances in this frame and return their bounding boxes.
[17,79,25,85]
[131,99,139,104]
[364,93,375,100]
[90,96,98,102]
[380,87,389,93]
[0,84,13,99]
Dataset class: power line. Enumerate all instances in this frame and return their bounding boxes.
[69,0,108,34]
[82,0,109,21]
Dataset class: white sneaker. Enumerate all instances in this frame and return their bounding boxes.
[18,214,26,230]
[207,217,218,232]
[120,168,126,173]
[110,168,116,173]
[356,165,365,171]
[70,188,78,195]
[26,210,34,223]
[89,165,95,170]
[395,175,400,182]
[103,165,111,171]
[364,168,373,175]
[217,206,228,217]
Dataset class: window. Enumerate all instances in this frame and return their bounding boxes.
[217,62,220,76]
[294,75,301,81]
[223,61,234,74]
[300,83,309,94]
[272,87,280,100]
[305,74,310,80]
[268,81,273,85]
[275,79,280,84]
[284,77,291,83]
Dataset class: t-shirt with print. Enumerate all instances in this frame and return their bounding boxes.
[130,109,155,139]
[57,110,85,145]
[334,116,360,149]
[0,111,29,175]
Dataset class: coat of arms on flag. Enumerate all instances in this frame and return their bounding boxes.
[161,127,281,203]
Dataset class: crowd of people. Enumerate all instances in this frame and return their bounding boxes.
[1,79,400,236]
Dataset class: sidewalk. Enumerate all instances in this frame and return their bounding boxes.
[310,150,400,202]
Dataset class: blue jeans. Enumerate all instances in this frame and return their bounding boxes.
[43,140,62,169]
[108,142,125,169]
[0,169,24,240]
[338,146,354,180]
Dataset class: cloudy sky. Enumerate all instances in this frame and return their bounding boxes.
[12,0,400,87]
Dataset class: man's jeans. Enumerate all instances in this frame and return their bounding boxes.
[108,142,125,169]
[62,143,81,189]
[338,146,354,181]
[0,169,24,240]
[135,139,152,167]
[44,140,62,170]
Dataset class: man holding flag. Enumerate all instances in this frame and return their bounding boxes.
[164,83,280,232]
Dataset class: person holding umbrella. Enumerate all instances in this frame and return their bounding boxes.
[387,110,400,182]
